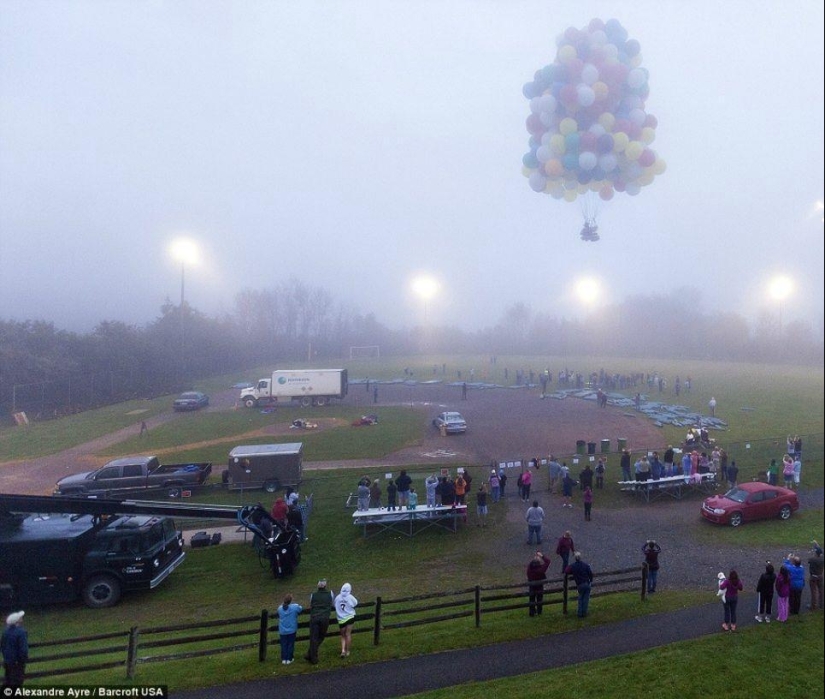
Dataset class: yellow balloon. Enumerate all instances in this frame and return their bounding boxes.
[640,127,656,145]
[612,131,629,152]
[592,81,609,101]
[557,44,577,64]
[598,112,616,131]
[559,117,578,136]
[549,133,566,155]
[563,188,578,202]
[521,166,533,178]
[652,158,667,175]
[544,158,564,177]
[577,183,588,195]
[625,141,644,160]
[629,54,642,68]
[588,180,601,192]
[638,171,655,186]
[545,181,565,196]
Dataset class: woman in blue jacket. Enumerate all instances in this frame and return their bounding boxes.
[277,594,303,665]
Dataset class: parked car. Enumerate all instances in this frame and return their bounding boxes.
[173,391,209,411]
[701,481,799,527]
[432,411,467,434]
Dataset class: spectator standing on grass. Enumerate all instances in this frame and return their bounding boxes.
[305,580,332,665]
[642,540,661,594]
[755,562,776,623]
[727,461,738,488]
[583,486,593,521]
[454,473,467,505]
[579,464,593,491]
[356,481,370,511]
[595,459,605,489]
[720,569,743,631]
[525,500,545,545]
[784,554,805,615]
[441,477,456,507]
[808,542,823,611]
[521,469,533,502]
[565,552,594,618]
[767,459,779,486]
[277,594,303,665]
[476,485,488,527]
[708,396,716,417]
[548,456,562,493]
[489,470,500,503]
[2,611,28,688]
[793,456,802,489]
[775,566,791,622]
[556,531,575,574]
[395,470,412,508]
[499,469,508,497]
[782,456,795,488]
[561,470,576,508]
[334,583,358,658]
[526,551,552,616]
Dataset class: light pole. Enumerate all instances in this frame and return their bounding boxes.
[768,275,793,335]
[169,238,200,383]
[411,275,439,325]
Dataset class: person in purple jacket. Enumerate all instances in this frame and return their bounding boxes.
[720,569,743,631]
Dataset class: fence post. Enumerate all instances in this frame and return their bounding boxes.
[373,596,382,645]
[126,626,139,679]
[474,585,481,627]
[258,609,269,662]
[641,562,648,601]
[562,575,569,615]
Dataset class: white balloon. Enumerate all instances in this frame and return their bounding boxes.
[540,111,557,128]
[539,94,557,113]
[529,171,547,192]
[626,182,642,196]
[540,131,553,146]
[598,153,618,172]
[588,123,606,137]
[577,84,596,107]
[536,145,551,163]
[627,68,647,89]
[589,29,608,46]
[581,63,599,85]
[530,97,542,114]
[629,108,646,127]
[578,151,598,171]
[602,43,618,60]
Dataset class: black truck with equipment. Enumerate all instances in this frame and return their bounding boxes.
[0,493,302,610]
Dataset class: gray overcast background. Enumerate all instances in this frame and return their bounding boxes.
[1,0,823,332]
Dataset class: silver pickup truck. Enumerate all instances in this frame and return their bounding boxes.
[55,455,212,496]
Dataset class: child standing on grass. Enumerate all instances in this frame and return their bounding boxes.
[476,484,488,527]
[583,486,593,521]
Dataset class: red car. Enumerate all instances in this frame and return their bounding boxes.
[701,481,799,527]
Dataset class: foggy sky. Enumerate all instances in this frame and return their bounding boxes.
[1,0,823,333]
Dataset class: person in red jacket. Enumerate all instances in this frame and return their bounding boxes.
[526,551,551,617]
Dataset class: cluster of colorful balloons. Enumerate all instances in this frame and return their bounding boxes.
[521,18,665,206]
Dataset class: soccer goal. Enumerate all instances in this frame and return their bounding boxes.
[349,345,380,360]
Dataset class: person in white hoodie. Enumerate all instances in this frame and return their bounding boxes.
[334,582,358,658]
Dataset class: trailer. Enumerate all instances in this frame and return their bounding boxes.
[225,443,303,493]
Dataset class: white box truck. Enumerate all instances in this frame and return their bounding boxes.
[240,369,348,408]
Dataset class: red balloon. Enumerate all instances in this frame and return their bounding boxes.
[560,84,579,105]
[588,18,606,32]
[627,123,642,140]
[567,57,584,82]
[580,131,598,151]
[526,113,545,136]
[613,178,627,192]
[638,148,656,167]
[644,114,658,129]
[614,118,632,134]
[565,26,581,43]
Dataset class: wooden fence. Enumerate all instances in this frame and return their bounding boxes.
[27,565,644,680]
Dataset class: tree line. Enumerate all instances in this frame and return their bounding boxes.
[1,281,820,418]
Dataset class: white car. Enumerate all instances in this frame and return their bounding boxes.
[432,412,467,434]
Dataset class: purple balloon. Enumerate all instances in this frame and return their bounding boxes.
[597,133,615,154]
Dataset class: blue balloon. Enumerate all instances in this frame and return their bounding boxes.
[577,171,592,185]
[523,152,540,169]
[523,82,538,99]
[541,64,555,82]
[590,167,606,182]
[564,132,580,152]
[529,136,541,150]
[597,133,615,153]
[562,152,579,170]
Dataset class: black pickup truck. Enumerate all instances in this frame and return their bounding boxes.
[55,455,212,496]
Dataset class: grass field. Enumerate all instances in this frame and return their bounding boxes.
[2,355,823,692]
